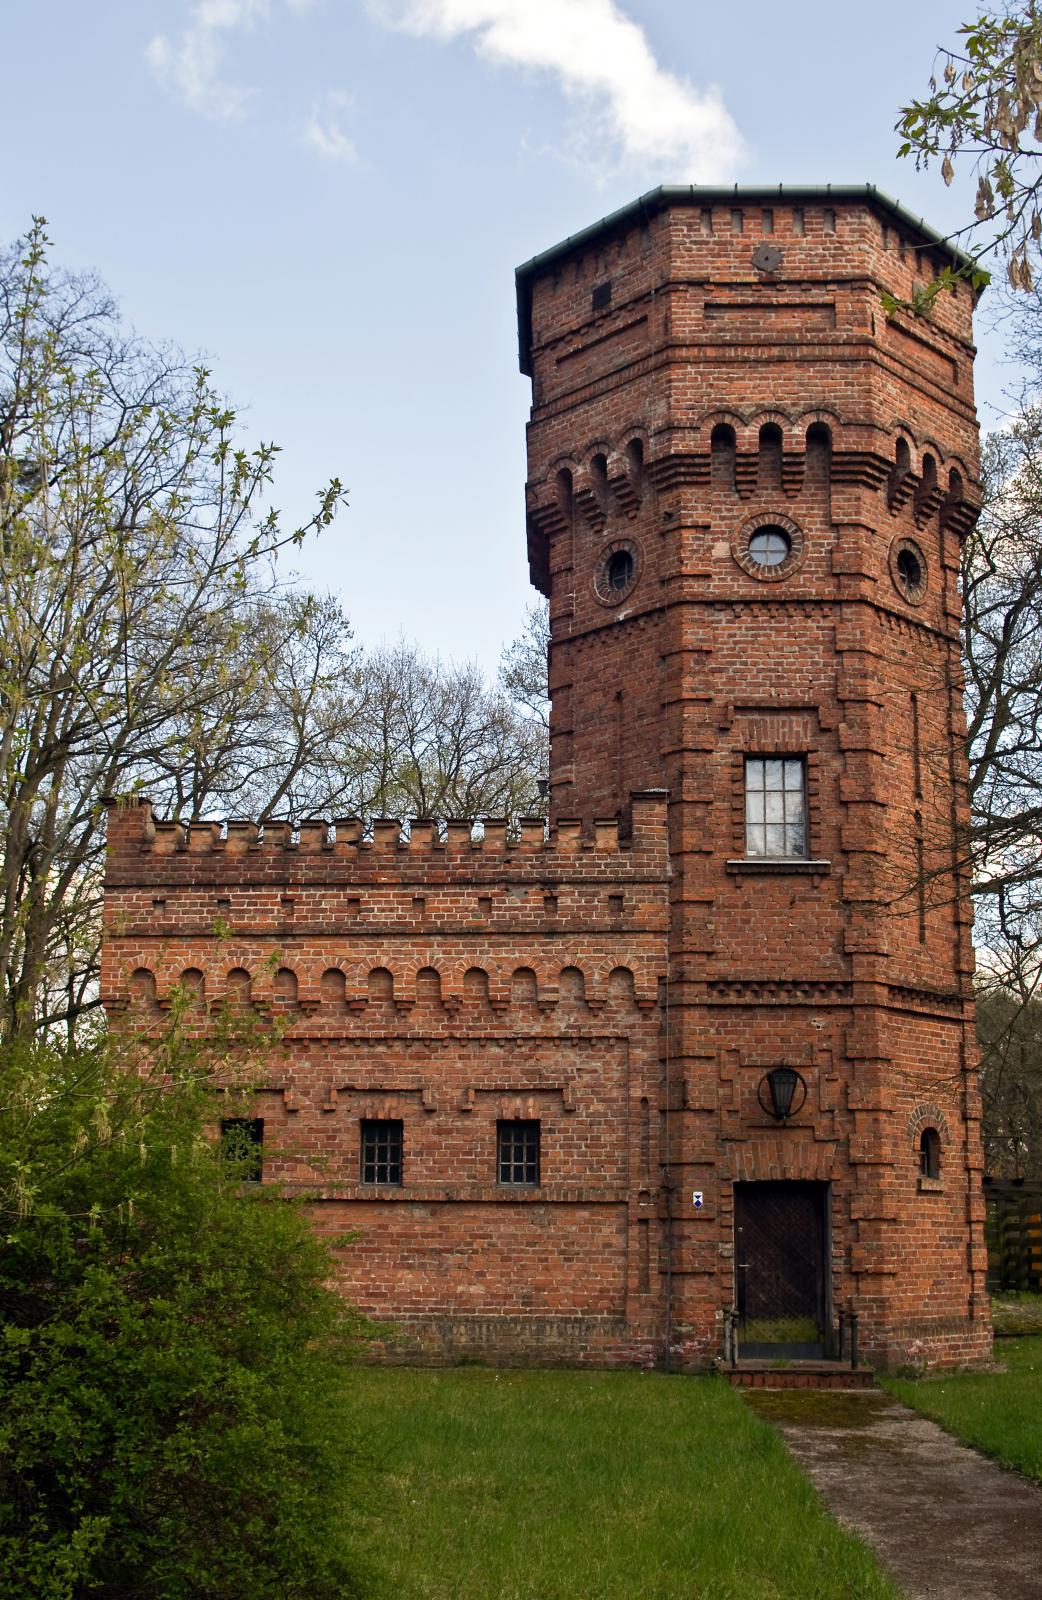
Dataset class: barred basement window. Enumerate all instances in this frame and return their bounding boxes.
[745,757,807,857]
[498,1119,540,1186]
[220,1118,263,1181]
[360,1119,403,1186]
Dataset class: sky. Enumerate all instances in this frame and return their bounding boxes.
[2,1,1015,672]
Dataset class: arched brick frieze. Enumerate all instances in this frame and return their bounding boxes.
[749,406,796,434]
[888,417,919,451]
[914,451,945,525]
[445,957,505,1008]
[224,966,252,1009]
[698,406,749,439]
[414,966,444,1005]
[127,966,158,1012]
[320,967,347,1006]
[795,405,842,435]
[178,967,206,1011]
[558,964,587,1004]
[606,965,636,1004]
[510,966,539,1006]
[366,965,394,1002]
[587,955,657,1007]
[461,964,492,1005]
[272,966,299,1010]
[607,435,648,515]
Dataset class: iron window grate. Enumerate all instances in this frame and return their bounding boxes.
[360,1118,403,1186]
[220,1117,263,1181]
[498,1119,540,1186]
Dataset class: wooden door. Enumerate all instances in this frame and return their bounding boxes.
[734,1182,829,1358]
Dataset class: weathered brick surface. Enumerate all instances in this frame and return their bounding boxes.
[103,797,672,1366]
[103,189,992,1371]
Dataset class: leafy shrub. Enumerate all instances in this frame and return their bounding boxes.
[0,1037,375,1599]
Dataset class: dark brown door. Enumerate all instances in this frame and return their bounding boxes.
[734,1182,829,1357]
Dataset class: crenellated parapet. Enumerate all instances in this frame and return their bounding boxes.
[102,789,671,1028]
[105,789,669,878]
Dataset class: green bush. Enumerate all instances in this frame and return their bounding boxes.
[0,1036,375,1599]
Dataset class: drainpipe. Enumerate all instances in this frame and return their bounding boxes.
[661,960,674,1371]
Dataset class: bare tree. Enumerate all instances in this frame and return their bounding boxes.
[327,641,547,822]
[0,220,345,1038]
[0,222,552,1041]
[499,600,550,732]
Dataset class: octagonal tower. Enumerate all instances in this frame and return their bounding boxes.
[516,185,992,1369]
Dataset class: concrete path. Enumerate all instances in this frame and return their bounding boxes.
[744,1389,1042,1600]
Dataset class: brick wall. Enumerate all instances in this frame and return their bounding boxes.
[518,189,991,1369]
[103,793,672,1365]
[102,188,993,1371]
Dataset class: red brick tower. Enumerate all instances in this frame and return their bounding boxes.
[517,185,992,1369]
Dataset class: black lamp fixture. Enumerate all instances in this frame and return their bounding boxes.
[758,1066,807,1122]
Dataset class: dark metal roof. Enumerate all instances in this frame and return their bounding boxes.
[515,183,975,375]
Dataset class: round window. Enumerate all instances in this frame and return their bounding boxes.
[732,513,803,582]
[747,526,792,567]
[897,547,922,588]
[593,539,641,605]
[890,537,928,604]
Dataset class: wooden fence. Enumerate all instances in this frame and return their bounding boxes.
[984,1178,1042,1292]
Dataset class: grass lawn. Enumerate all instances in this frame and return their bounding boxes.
[990,1291,1042,1337]
[884,1334,1042,1483]
[344,1367,899,1600]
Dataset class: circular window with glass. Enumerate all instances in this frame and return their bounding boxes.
[594,539,641,605]
[747,526,792,567]
[890,537,928,605]
[732,513,803,581]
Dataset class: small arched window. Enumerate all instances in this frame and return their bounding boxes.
[919,1127,941,1181]
[590,452,610,511]
[711,423,736,489]
[625,438,645,502]
[555,467,574,521]
[757,422,782,489]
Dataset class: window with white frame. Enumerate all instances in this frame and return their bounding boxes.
[744,757,807,857]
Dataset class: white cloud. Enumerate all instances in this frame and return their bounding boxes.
[147,0,745,181]
[146,0,270,120]
[303,90,360,163]
[372,0,744,181]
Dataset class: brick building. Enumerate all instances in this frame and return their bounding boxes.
[102,186,993,1371]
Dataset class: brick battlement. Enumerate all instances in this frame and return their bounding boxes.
[104,791,669,882]
[101,790,671,1016]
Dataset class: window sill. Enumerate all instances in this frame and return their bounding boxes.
[726,858,831,876]
[918,1176,944,1193]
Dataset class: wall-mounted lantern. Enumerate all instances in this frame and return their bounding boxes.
[757,1066,807,1122]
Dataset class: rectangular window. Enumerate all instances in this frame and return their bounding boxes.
[360,1119,403,1186]
[498,1119,540,1186]
[220,1117,263,1181]
[744,757,807,857]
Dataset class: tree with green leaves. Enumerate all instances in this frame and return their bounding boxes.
[0,1025,376,1599]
